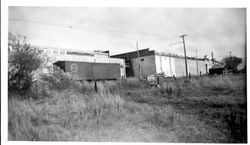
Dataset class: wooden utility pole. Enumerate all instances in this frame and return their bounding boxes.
[180,34,188,77]
[92,59,97,92]
[195,49,199,76]
[211,51,214,64]
[136,41,141,79]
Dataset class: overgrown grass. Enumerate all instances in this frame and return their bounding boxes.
[8,74,247,142]
[157,74,247,143]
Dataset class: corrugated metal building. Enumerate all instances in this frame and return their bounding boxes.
[33,46,126,80]
[111,48,213,78]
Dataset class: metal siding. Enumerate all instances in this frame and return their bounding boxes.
[131,55,156,78]
[158,55,177,77]
[155,55,162,73]
[140,55,157,78]
[170,57,176,76]
[173,58,213,77]
[93,63,120,80]
[65,61,92,80]
[65,61,121,80]
[174,58,186,77]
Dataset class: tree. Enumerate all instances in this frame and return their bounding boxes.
[8,32,42,95]
[222,56,242,73]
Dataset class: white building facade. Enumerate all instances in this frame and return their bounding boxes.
[111,48,213,79]
[32,46,126,80]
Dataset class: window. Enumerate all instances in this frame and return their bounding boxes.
[53,50,58,54]
[60,51,66,55]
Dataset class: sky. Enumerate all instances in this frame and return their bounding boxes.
[8,7,246,60]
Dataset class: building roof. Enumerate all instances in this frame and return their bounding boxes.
[111,48,155,59]
[209,64,226,70]
[111,48,209,61]
[30,44,109,56]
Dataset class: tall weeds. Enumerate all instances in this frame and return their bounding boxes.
[8,74,246,142]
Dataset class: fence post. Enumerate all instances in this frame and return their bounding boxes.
[205,64,208,75]
[94,80,98,92]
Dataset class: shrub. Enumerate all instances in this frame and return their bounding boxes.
[8,33,42,95]
[199,76,237,91]
[40,66,76,91]
[160,82,183,97]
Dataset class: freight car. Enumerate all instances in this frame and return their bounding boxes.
[54,61,121,81]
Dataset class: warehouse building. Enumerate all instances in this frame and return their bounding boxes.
[111,48,213,78]
[32,46,126,80]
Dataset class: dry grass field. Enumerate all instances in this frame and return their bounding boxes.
[8,74,247,143]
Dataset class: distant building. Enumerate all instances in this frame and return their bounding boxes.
[209,64,227,75]
[32,46,126,80]
[111,48,213,78]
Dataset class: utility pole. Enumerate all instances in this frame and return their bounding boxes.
[211,51,214,64]
[180,34,188,77]
[196,49,199,76]
[136,41,141,79]
[92,59,97,92]
[229,51,232,58]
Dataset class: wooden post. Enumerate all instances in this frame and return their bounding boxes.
[211,51,214,64]
[180,34,188,77]
[94,81,98,92]
[205,64,208,75]
[196,50,199,76]
[157,75,160,85]
[92,59,98,92]
[136,42,141,79]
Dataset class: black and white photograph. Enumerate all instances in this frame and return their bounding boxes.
[3,2,248,143]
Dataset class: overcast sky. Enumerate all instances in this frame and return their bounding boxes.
[9,7,246,60]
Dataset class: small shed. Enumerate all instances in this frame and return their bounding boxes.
[209,64,226,75]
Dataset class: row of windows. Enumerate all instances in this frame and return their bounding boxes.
[38,49,66,55]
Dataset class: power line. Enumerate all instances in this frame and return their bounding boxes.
[53,10,115,27]
[168,41,182,46]
[9,18,163,37]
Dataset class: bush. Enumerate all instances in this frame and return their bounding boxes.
[40,66,76,91]
[8,33,42,95]
[160,82,183,97]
